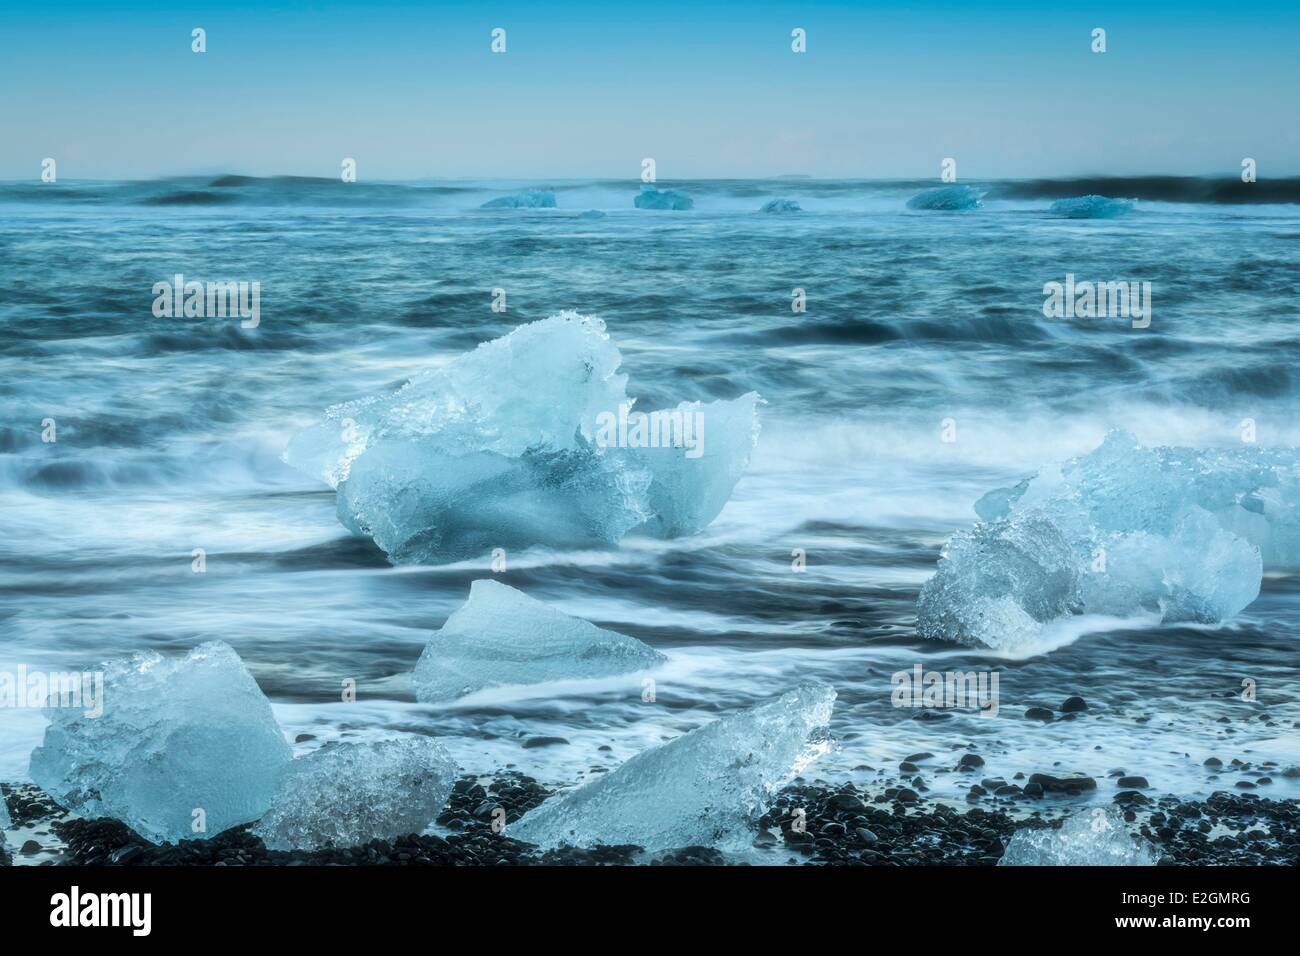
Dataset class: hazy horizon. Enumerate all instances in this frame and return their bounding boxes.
[2,0,1298,180]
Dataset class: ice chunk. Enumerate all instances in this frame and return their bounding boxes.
[577,209,606,219]
[760,198,801,213]
[412,579,665,702]
[0,793,10,831]
[999,806,1158,866]
[917,514,1081,650]
[510,683,835,850]
[1049,195,1135,219]
[29,642,291,844]
[253,737,457,851]
[284,313,760,564]
[918,432,1296,647]
[634,186,693,210]
[481,189,557,209]
[907,185,982,210]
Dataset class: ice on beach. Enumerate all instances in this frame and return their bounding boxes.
[917,514,1081,650]
[760,198,801,213]
[29,641,291,844]
[0,794,10,832]
[906,185,982,210]
[283,312,761,564]
[509,683,835,850]
[412,579,666,702]
[1049,195,1135,219]
[999,807,1159,866]
[634,186,694,210]
[253,737,457,851]
[918,432,1297,648]
[481,189,557,209]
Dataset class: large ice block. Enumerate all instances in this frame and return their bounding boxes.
[283,313,761,564]
[253,737,457,851]
[480,189,557,209]
[29,642,291,844]
[918,432,1296,648]
[1049,195,1135,219]
[999,806,1159,865]
[413,579,665,702]
[907,185,982,210]
[509,683,835,850]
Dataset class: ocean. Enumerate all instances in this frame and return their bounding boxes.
[2,175,1298,820]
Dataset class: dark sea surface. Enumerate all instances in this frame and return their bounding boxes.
[1,176,1297,811]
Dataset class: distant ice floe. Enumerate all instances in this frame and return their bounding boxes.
[284,313,761,564]
[906,185,982,210]
[254,737,458,851]
[999,806,1159,865]
[510,683,835,850]
[480,188,557,209]
[29,642,291,844]
[412,579,665,702]
[1049,195,1136,219]
[918,431,1299,650]
[760,198,801,213]
[634,186,694,210]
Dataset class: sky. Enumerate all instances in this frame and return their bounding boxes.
[1,0,1297,180]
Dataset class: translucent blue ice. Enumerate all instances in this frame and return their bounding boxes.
[918,432,1298,648]
[284,313,761,564]
[1049,195,1135,219]
[999,806,1159,866]
[253,737,458,851]
[412,579,665,702]
[29,642,291,844]
[509,683,835,850]
[760,198,802,213]
[634,186,694,210]
[480,189,557,209]
[907,185,982,210]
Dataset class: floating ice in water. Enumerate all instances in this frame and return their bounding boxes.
[999,806,1159,865]
[480,189,557,209]
[1049,195,1135,219]
[577,209,606,219]
[284,313,760,564]
[412,579,665,702]
[253,737,457,851]
[760,198,801,213]
[634,186,694,210]
[29,641,291,844]
[907,185,982,210]
[919,431,1298,649]
[510,683,835,850]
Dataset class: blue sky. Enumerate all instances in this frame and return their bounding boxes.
[2,0,1297,179]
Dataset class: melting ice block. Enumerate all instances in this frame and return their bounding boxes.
[634,187,694,210]
[284,313,760,564]
[480,189,557,209]
[29,642,291,844]
[760,198,801,213]
[510,683,835,850]
[413,579,665,702]
[907,185,982,210]
[999,806,1158,866]
[1049,195,1135,219]
[253,737,457,851]
[918,432,1297,649]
